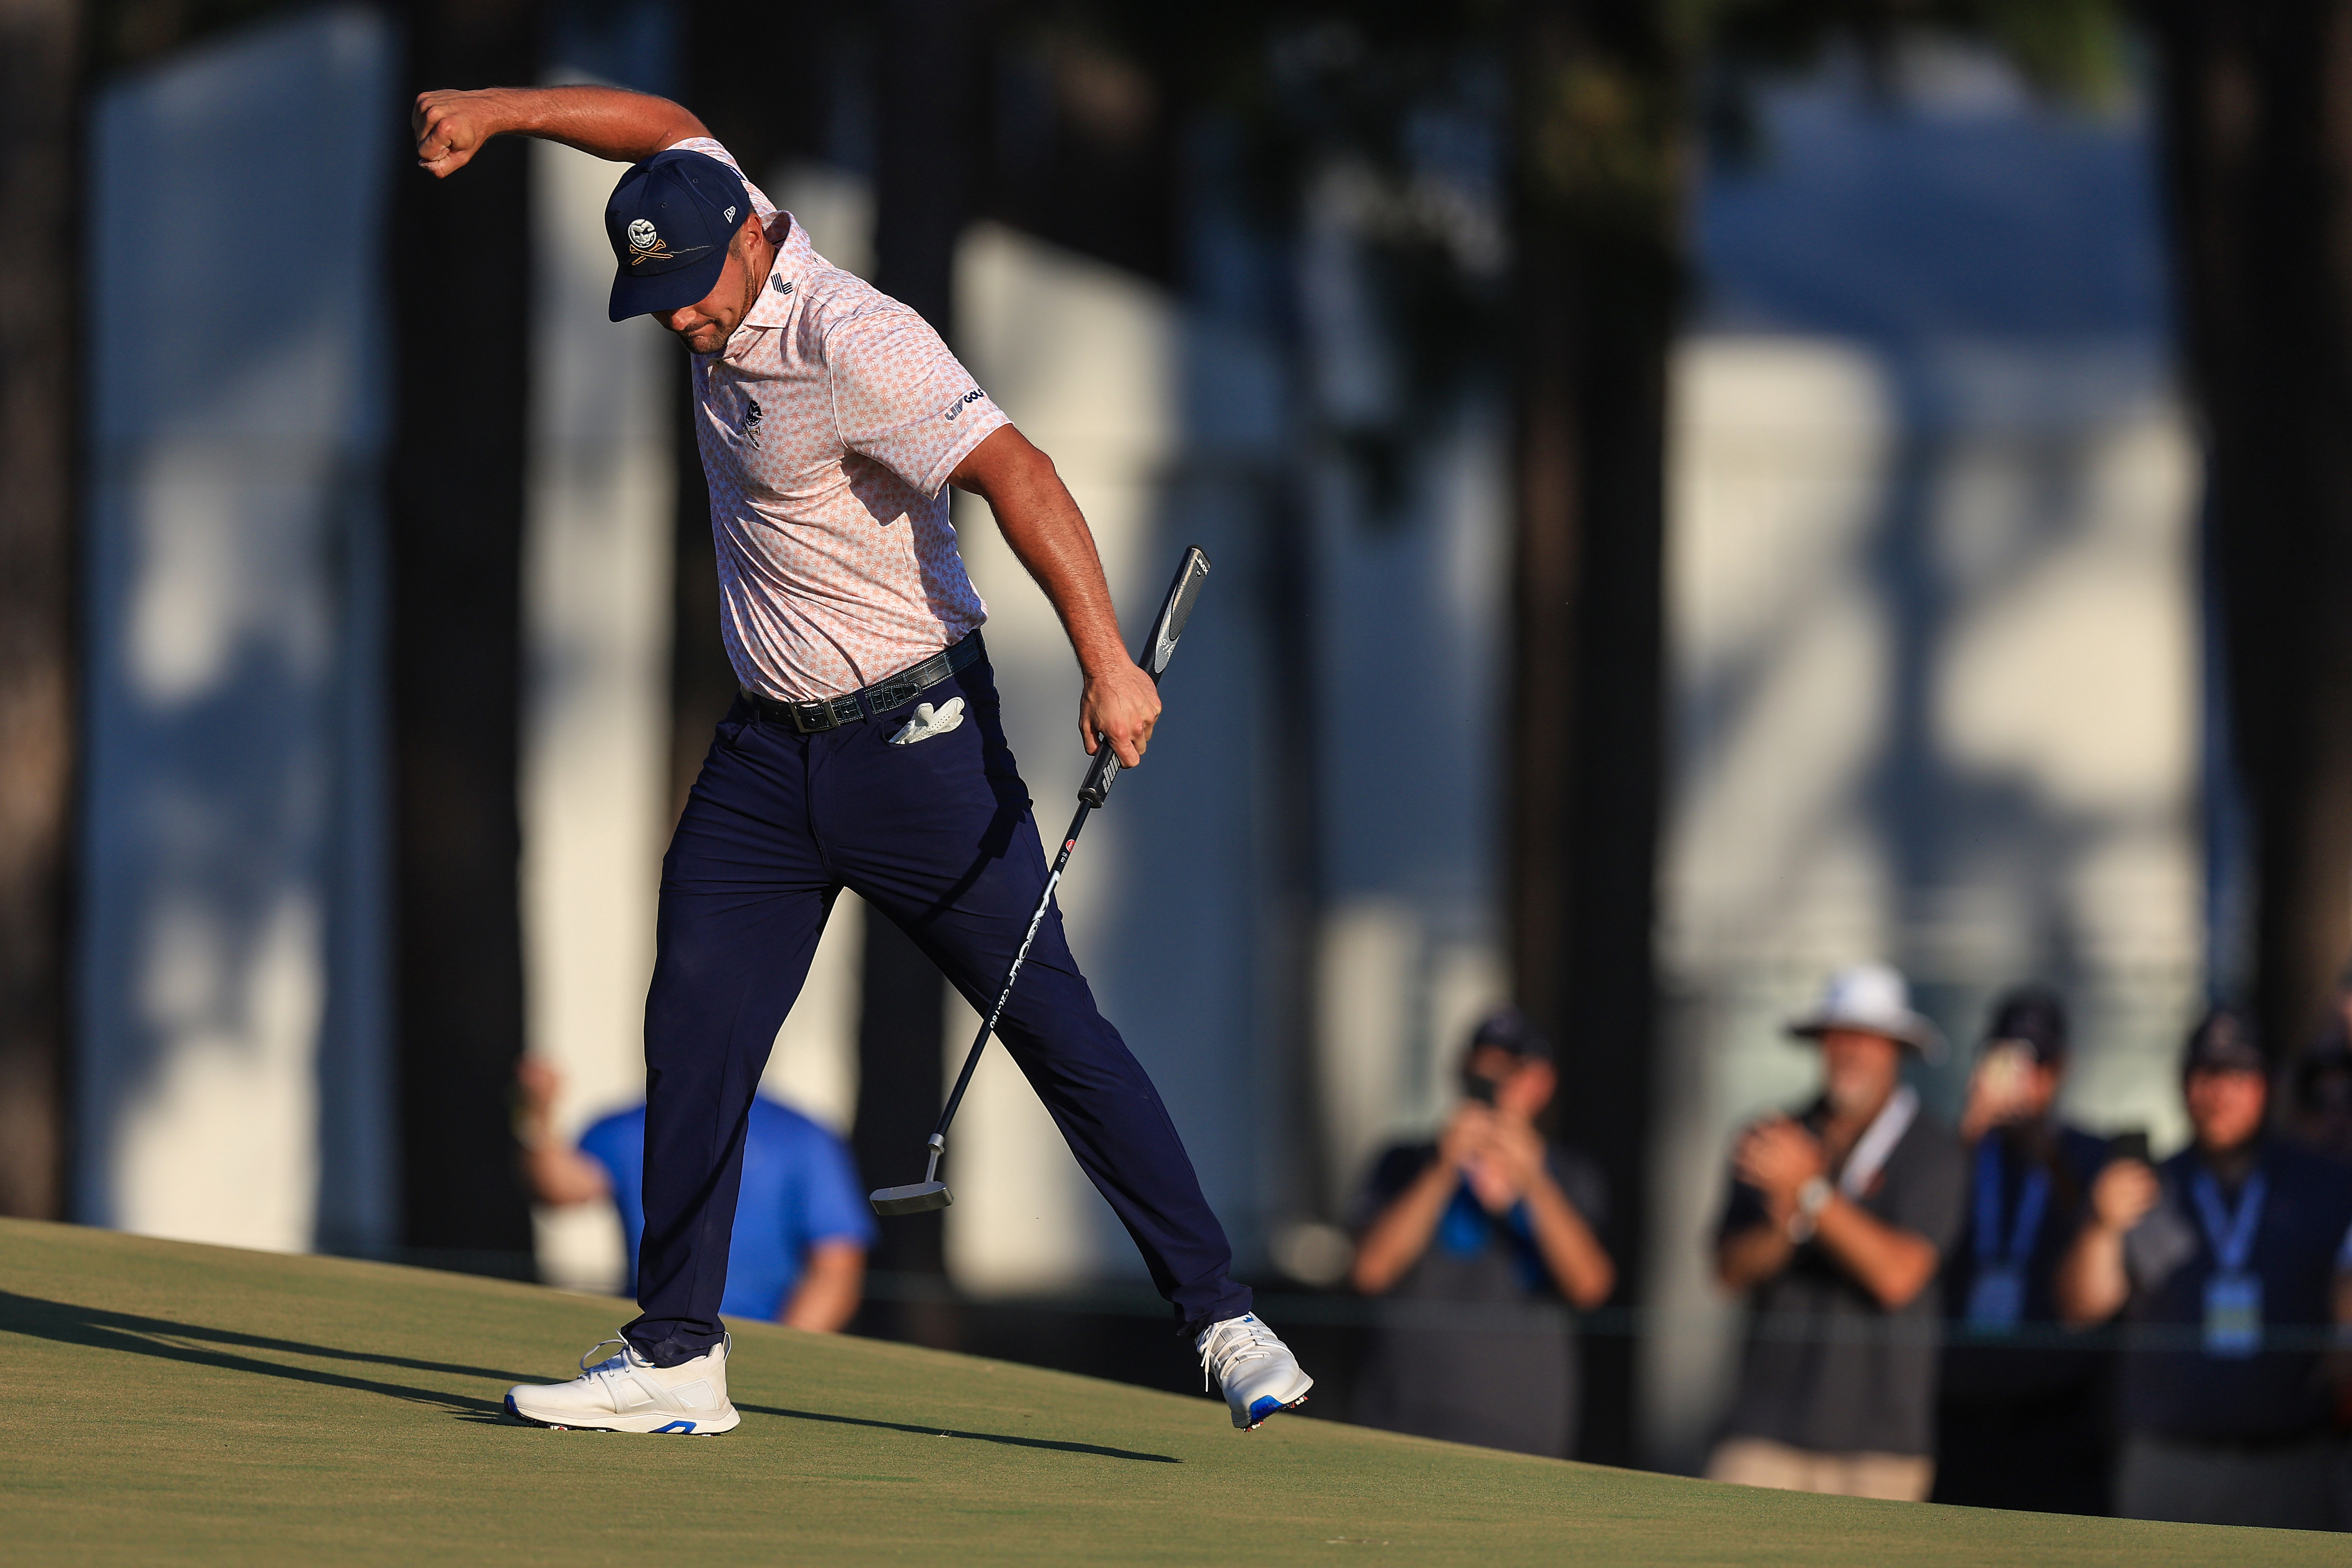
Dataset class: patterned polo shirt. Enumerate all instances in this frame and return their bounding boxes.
[671,138,1009,702]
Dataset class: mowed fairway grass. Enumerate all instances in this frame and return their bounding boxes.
[0,1218,2338,1566]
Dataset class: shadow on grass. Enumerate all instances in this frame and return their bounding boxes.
[0,1290,523,1417]
[0,1292,1180,1462]
[741,1404,1179,1464]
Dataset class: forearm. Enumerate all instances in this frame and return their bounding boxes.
[951,428,1128,674]
[521,1142,611,1207]
[417,85,705,172]
[2054,1227,2131,1325]
[781,1244,865,1332]
[1524,1177,1616,1309]
[1814,1198,1939,1310]
[1350,1163,1460,1295]
[1718,1222,1796,1292]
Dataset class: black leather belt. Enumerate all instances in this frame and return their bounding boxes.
[741,630,985,734]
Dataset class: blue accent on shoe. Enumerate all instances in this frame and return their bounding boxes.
[504,1394,521,1419]
[1248,1395,1284,1422]
[652,1420,698,1433]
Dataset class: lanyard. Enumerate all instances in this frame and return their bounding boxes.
[1972,1137,2051,1269]
[2191,1167,2267,1274]
[1837,1085,1917,1198]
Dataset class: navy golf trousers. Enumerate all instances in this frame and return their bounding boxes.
[623,649,1251,1365]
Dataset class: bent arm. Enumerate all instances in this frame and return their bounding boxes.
[414,85,707,177]
[2055,1217,2133,1325]
[1812,1195,1940,1310]
[1523,1173,1617,1309]
[780,1241,866,1332]
[1350,1158,1461,1295]
[948,425,1161,767]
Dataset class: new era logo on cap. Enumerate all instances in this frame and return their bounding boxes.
[603,149,751,322]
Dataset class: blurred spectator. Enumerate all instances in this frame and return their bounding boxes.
[2287,1021,2352,1160]
[2056,1010,2352,1530]
[1349,1009,1614,1457]
[1707,965,1966,1501]
[1932,986,2114,1514]
[517,1060,874,1330]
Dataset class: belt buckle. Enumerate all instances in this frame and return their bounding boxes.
[792,699,837,735]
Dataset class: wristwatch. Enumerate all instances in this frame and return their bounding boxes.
[1787,1176,1832,1243]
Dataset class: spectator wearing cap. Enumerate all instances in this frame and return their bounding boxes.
[1931,986,2115,1514]
[2057,1009,2352,1529]
[1348,1009,1615,1457]
[1707,964,1967,1501]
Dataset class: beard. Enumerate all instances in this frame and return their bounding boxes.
[1824,1071,1887,1118]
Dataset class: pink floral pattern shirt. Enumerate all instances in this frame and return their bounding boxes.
[673,137,1007,701]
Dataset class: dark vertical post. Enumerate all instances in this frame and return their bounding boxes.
[851,0,988,1344]
[0,0,81,1222]
[1508,0,1682,1464]
[385,0,540,1272]
[2152,0,2352,1057]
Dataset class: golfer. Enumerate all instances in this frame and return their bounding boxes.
[412,85,1311,1434]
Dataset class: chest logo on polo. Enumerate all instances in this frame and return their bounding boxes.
[742,398,763,443]
[943,388,986,421]
[888,698,965,746]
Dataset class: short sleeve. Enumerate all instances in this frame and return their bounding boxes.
[662,136,779,224]
[796,1122,878,1249]
[1716,1169,1772,1242]
[1353,1143,1437,1232]
[1550,1147,1609,1231]
[824,307,1010,495]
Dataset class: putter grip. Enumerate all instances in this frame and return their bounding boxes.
[1078,547,1210,809]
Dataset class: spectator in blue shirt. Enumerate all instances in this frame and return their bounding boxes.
[1934,986,2114,1515]
[518,1060,875,1330]
[2057,1009,2352,1530]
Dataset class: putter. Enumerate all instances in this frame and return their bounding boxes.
[870,546,1214,1217]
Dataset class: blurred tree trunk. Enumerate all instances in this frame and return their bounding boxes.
[385,0,539,1272]
[1508,0,1684,1466]
[0,0,82,1221]
[2149,0,2352,1057]
[850,0,989,1349]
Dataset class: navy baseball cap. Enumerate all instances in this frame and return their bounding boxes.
[2183,1007,2266,1078]
[1468,1007,1552,1062]
[1985,984,2068,1064]
[604,149,752,322]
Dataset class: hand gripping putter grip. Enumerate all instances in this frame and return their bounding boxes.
[870,547,1213,1217]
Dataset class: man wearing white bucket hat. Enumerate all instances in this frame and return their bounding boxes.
[1705,964,1967,1501]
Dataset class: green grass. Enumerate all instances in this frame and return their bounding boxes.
[0,1216,2336,1564]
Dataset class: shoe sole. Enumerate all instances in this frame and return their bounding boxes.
[503,1392,742,1435]
[1234,1380,1314,1431]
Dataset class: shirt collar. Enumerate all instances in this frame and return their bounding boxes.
[739,213,810,331]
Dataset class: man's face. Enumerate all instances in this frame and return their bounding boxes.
[657,214,766,353]
[1465,1046,1555,1121]
[1819,1029,1903,1116]
[2185,1067,2267,1152]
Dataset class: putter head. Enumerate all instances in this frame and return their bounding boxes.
[870,1180,952,1217]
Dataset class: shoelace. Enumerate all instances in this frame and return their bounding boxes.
[576,1335,637,1378]
[1198,1316,1281,1394]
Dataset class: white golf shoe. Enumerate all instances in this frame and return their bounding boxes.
[504,1334,741,1434]
[1197,1313,1313,1430]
